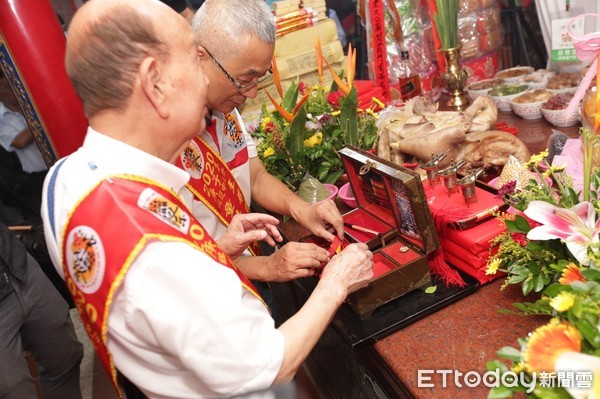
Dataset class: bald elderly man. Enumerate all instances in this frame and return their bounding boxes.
[41,1,373,398]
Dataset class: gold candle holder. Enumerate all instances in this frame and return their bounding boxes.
[440,47,469,111]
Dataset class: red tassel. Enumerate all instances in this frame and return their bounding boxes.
[428,249,466,287]
[431,206,474,239]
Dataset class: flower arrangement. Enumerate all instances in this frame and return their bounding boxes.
[251,39,381,191]
[483,128,600,398]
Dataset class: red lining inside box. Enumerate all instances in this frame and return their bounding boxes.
[343,208,395,243]
[372,242,419,278]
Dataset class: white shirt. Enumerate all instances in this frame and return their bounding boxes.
[41,128,284,399]
[191,109,258,240]
[0,102,47,173]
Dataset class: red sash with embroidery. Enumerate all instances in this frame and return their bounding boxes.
[60,175,263,397]
[176,119,260,255]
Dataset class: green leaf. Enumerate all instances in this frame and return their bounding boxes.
[532,274,546,292]
[522,279,533,295]
[506,274,527,284]
[323,169,344,184]
[510,266,530,277]
[339,87,358,146]
[486,360,509,373]
[496,346,522,361]
[514,215,532,232]
[532,385,572,399]
[582,268,600,281]
[574,319,600,348]
[543,283,563,297]
[528,262,540,275]
[487,386,515,399]
[282,81,299,112]
[424,285,437,294]
[286,105,307,158]
[570,280,590,294]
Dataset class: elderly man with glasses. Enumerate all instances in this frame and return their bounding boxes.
[177,0,347,289]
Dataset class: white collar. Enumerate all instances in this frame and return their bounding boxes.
[82,127,190,192]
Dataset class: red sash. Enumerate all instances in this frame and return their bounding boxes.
[176,119,260,255]
[60,175,263,397]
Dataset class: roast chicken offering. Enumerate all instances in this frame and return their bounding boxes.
[376,96,530,170]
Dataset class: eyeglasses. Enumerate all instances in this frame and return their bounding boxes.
[204,47,272,92]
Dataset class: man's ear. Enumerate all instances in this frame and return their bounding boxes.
[197,45,209,63]
[139,57,169,119]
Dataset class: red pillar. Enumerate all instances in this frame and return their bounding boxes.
[0,0,87,166]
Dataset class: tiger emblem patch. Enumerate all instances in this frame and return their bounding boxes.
[66,226,105,294]
[224,113,245,149]
[180,139,204,179]
[138,188,190,234]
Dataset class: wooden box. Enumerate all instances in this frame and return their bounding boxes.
[336,146,439,319]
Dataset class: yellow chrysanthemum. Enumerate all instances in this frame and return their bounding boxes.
[550,164,566,173]
[331,110,341,116]
[559,263,585,285]
[542,170,552,178]
[522,319,581,373]
[260,116,272,130]
[485,258,501,275]
[550,291,576,312]
[263,147,275,157]
[525,151,549,167]
[304,132,323,148]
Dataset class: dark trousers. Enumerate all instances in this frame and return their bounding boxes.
[0,253,83,399]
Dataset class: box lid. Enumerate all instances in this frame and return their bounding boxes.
[339,146,440,255]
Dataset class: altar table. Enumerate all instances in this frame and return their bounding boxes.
[270,111,582,398]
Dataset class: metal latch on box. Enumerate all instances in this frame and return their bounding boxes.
[359,160,378,175]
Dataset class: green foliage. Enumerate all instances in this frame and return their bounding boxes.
[485,146,600,398]
[252,80,380,191]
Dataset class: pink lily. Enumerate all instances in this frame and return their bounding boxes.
[524,200,600,265]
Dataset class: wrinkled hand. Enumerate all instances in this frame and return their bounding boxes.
[292,200,344,242]
[266,242,330,281]
[217,213,282,260]
[320,243,373,296]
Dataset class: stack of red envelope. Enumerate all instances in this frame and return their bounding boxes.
[423,183,507,284]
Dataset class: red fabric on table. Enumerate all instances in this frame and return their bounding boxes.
[424,183,504,234]
[354,80,384,109]
[444,249,504,284]
[439,217,506,284]
[442,217,507,254]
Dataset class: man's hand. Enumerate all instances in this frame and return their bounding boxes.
[291,200,344,242]
[319,243,373,297]
[216,213,282,260]
[265,242,330,281]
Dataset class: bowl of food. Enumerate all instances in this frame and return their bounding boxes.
[494,66,535,83]
[488,84,530,112]
[541,93,579,127]
[521,69,555,89]
[338,182,357,208]
[509,89,553,120]
[466,78,504,100]
[546,72,580,94]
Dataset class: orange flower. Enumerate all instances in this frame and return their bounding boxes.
[271,56,283,99]
[315,36,323,86]
[559,263,586,285]
[324,43,356,96]
[265,87,313,124]
[522,320,581,373]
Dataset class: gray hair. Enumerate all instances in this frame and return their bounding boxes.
[191,0,275,59]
